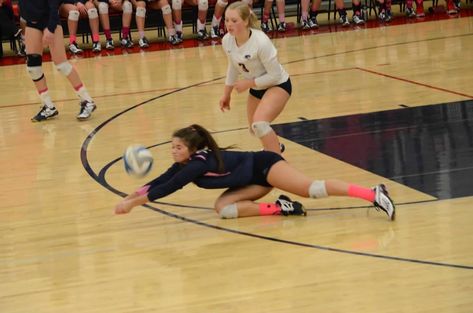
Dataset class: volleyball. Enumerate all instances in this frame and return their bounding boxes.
[123,145,153,178]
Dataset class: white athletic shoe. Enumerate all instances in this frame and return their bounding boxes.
[373,184,396,220]
[77,100,97,121]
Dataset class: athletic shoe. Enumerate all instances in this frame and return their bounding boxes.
[261,21,271,33]
[139,37,150,48]
[308,15,319,29]
[121,38,134,48]
[105,39,114,50]
[379,10,386,21]
[176,31,183,42]
[77,101,97,121]
[373,184,395,220]
[92,42,101,53]
[197,29,209,40]
[352,14,365,25]
[406,7,416,17]
[277,22,287,32]
[276,195,307,216]
[210,25,221,38]
[300,19,310,30]
[168,35,180,45]
[339,14,350,26]
[69,42,83,54]
[31,105,58,122]
[385,10,393,22]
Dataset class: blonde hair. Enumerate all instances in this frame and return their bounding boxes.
[226,1,258,29]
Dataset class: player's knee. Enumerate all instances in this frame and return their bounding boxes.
[251,121,272,138]
[122,1,133,13]
[68,10,80,21]
[87,8,99,19]
[26,54,44,82]
[172,0,182,10]
[216,0,228,7]
[217,203,238,219]
[161,4,172,14]
[308,180,328,198]
[136,6,146,17]
[98,2,109,14]
[56,61,73,77]
[198,0,208,10]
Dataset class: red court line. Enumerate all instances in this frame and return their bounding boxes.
[356,67,473,99]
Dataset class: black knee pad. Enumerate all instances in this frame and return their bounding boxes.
[26,54,42,67]
[26,54,44,81]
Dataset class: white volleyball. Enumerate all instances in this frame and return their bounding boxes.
[123,145,153,178]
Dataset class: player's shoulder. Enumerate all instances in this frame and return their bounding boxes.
[190,149,212,162]
[222,33,234,47]
[250,28,270,41]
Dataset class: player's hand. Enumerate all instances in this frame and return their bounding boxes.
[42,29,55,46]
[219,95,231,112]
[234,79,253,93]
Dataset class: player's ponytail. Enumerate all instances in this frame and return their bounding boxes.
[173,124,235,172]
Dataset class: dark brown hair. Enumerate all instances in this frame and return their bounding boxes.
[173,124,234,172]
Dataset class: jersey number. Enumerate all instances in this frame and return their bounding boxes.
[238,63,249,73]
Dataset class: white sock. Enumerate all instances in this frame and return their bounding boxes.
[39,90,55,108]
[197,19,206,31]
[76,85,94,103]
[211,15,221,27]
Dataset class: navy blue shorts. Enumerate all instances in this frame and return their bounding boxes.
[26,18,59,31]
[249,78,292,100]
[251,151,285,187]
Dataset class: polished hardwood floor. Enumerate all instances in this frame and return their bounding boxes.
[1,11,472,313]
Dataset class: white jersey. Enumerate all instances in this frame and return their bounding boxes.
[222,29,289,90]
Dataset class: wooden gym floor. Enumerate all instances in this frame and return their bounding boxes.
[1,10,473,313]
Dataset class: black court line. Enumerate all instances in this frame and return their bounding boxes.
[80,40,473,271]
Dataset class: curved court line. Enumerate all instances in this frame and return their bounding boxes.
[81,105,472,270]
[88,147,473,270]
[80,35,473,270]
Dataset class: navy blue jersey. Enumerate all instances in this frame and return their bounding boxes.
[19,0,62,33]
[145,150,284,201]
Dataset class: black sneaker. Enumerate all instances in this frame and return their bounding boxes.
[197,29,209,40]
[168,35,181,45]
[277,22,287,32]
[77,100,97,121]
[261,21,272,33]
[210,25,221,38]
[31,105,58,122]
[121,38,134,48]
[139,37,150,48]
[276,195,307,216]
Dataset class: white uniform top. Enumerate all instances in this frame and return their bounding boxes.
[222,28,289,90]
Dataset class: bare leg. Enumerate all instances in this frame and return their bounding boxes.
[215,185,272,217]
[49,26,83,87]
[250,86,290,154]
[267,161,351,197]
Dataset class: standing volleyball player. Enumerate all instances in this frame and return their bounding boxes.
[219,1,291,154]
[20,0,97,122]
[115,124,395,220]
